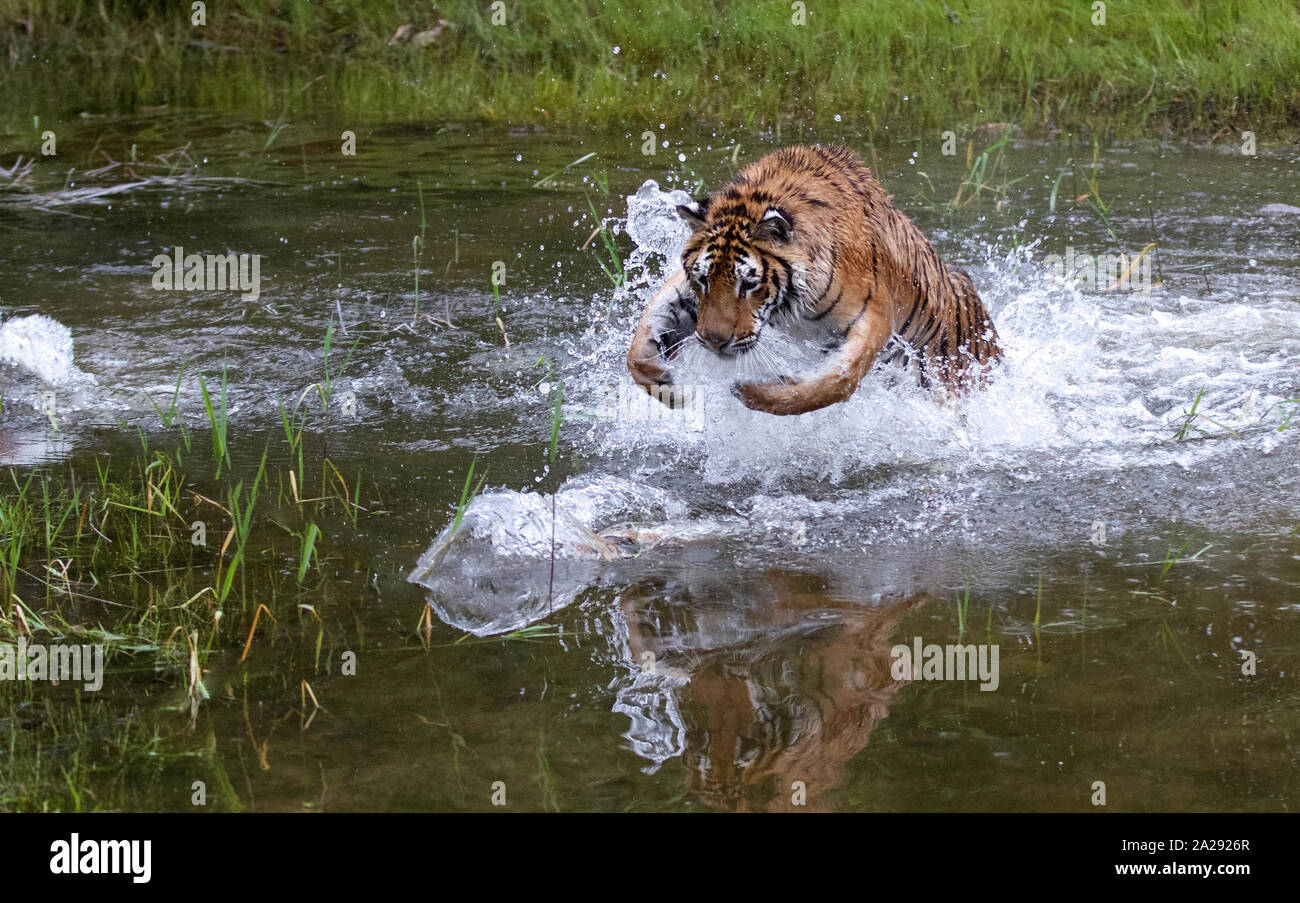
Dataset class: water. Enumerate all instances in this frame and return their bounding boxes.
[1,117,1298,811]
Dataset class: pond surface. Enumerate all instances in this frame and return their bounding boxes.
[1,116,1298,811]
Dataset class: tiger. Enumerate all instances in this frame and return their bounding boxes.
[626,144,1003,415]
[617,574,927,812]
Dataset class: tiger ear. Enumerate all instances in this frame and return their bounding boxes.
[754,208,793,242]
[676,198,710,231]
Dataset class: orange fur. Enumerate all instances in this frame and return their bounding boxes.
[627,144,1002,415]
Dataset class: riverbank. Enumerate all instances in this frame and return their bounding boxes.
[1,0,1297,142]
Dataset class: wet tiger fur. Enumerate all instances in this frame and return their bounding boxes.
[626,144,1003,415]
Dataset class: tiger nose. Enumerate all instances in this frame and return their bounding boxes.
[696,329,730,351]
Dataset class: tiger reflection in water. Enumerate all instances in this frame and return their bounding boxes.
[616,570,927,812]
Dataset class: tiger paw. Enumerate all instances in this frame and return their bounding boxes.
[627,345,672,393]
[732,379,793,412]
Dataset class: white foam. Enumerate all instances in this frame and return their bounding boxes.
[571,181,1299,482]
[408,475,748,635]
[0,314,88,387]
[413,181,1300,635]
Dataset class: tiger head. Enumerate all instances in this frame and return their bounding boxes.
[676,195,800,356]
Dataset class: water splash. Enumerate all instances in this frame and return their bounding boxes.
[415,179,1300,635]
[0,313,91,388]
[408,475,747,635]
[620,179,693,300]
[572,181,1298,482]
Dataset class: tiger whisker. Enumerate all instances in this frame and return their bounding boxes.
[631,332,692,365]
[758,345,789,379]
[747,342,785,381]
[624,145,1003,412]
[658,333,694,359]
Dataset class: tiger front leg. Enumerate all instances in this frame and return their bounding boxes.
[626,269,696,401]
[732,374,852,415]
[732,303,892,415]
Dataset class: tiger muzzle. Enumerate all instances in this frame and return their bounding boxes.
[696,328,735,354]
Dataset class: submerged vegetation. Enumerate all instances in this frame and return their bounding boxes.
[0,320,375,808]
[0,310,580,809]
[0,142,258,212]
[1,1,1298,141]
[0,438,358,809]
[1,2,1297,818]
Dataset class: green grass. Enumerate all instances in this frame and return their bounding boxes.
[412,234,422,322]
[197,369,231,477]
[296,521,321,583]
[1277,400,1300,432]
[948,133,1023,212]
[218,449,267,604]
[585,195,626,289]
[0,368,378,808]
[0,437,363,645]
[491,274,508,344]
[1159,535,1212,579]
[0,691,166,812]
[533,152,596,190]
[314,317,361,415]
[448,457,487,541]
[1083,137,1119,242]
[1174,387,1208,440]
[1,1,1298,141]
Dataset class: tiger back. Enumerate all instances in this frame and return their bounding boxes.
[627,144,1003,414]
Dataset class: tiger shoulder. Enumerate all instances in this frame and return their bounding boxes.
[626,144,1002,415]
